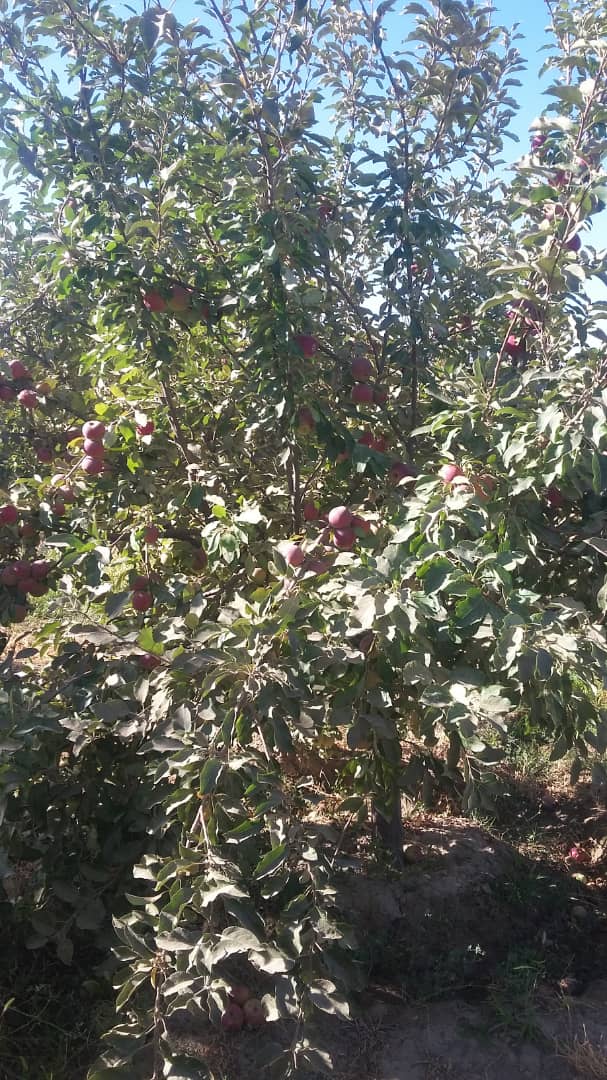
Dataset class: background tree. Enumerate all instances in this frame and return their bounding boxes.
[1,0,607,1075]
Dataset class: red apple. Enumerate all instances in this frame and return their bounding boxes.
[83,439,105,458]
[0,384,16,402]
[8,360,29,380]
[36,445,54,464]
[192,547,208,571]
[229,985,251,1007]
[352,383,374,405]
[531,133,546,151]
[352,514,371,534]
[30,560,51,580]
[143,524,160,544]
[12,560,31,579]
[358,430,375,448]
[132,590,153,612]
[56,484,75,502]
[139,653,161,670]
[167,285,192,312]
[390,461,416,484]
[36,381,52,396]
[26,579,48,597]
[303,501,320,522]
[0,504,18,526]
[328,506,353,529]
[294,333,318,359]
[136,420,155,437]
[505,334,523,357]
[334,527,355,550]
[284,543,305,568]
[566,233,581,253]
[51,500,66,516]
[307,558,330,574]
[0,566,17,586]
[143,290,166,313]
[372,436,388,453]
[132,574,152,590]
[351,356,373,382]
[221,1003,244,1032]
[18,389,38,409]
[438,463,464,483]
[243,998,265,1027]
[82,420,106,440]
[81,455,104,475]
[17,577,36,596]
[568,845,589,864]
[546,485,565,510]
[19,522,36,539]
[12,605,27,623]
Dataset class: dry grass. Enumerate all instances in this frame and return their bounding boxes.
[560,1033,607,1079]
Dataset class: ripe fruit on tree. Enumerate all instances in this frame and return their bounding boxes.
[8,360,29,380]
[191,547,207,571]
[229,985,251,1007]
[546,485,565,510]
[283,542,305,568]
[36,380,52,396]
[352,514,371,534]
[36,445,54,464]
[18,389,38,409]
[136,419,155,437]
[82,420,106,440]
[132,574,152,590]
[566,233,581,252]
[328,506,353,529]
[505,334,523,358]
[438,463,464,483]
[333,527,355,550]
[167,285,192,312]
[83,439,105,458]
[294,333,318,359]
[303,501,320,522]
[568,845,589,864]
[143,524,160,544]
[0,504,18,526]
[352,382,374,405]
[221,1003,244,1032]
[139,653,161,670]
[132,590,153,612]
[243,998,265,1027]
[52,500,66,516]
[143,289,166,313]
[250,567,267,586]
[81,455,104,475]
[390,461,416,484]
[351,355,373,382]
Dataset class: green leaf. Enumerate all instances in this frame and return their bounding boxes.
[253,844,288,880]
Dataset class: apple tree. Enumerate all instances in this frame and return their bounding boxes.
[0,0,607,1074]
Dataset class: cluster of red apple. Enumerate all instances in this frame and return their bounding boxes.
[130,574,154,613]
[0,556,53,624]
[350,355,387,407]
[80,419,107,476]
[221,985,266,1033]
[142,284,211,325]
[0,359,52,410]
[283,503,372,571]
